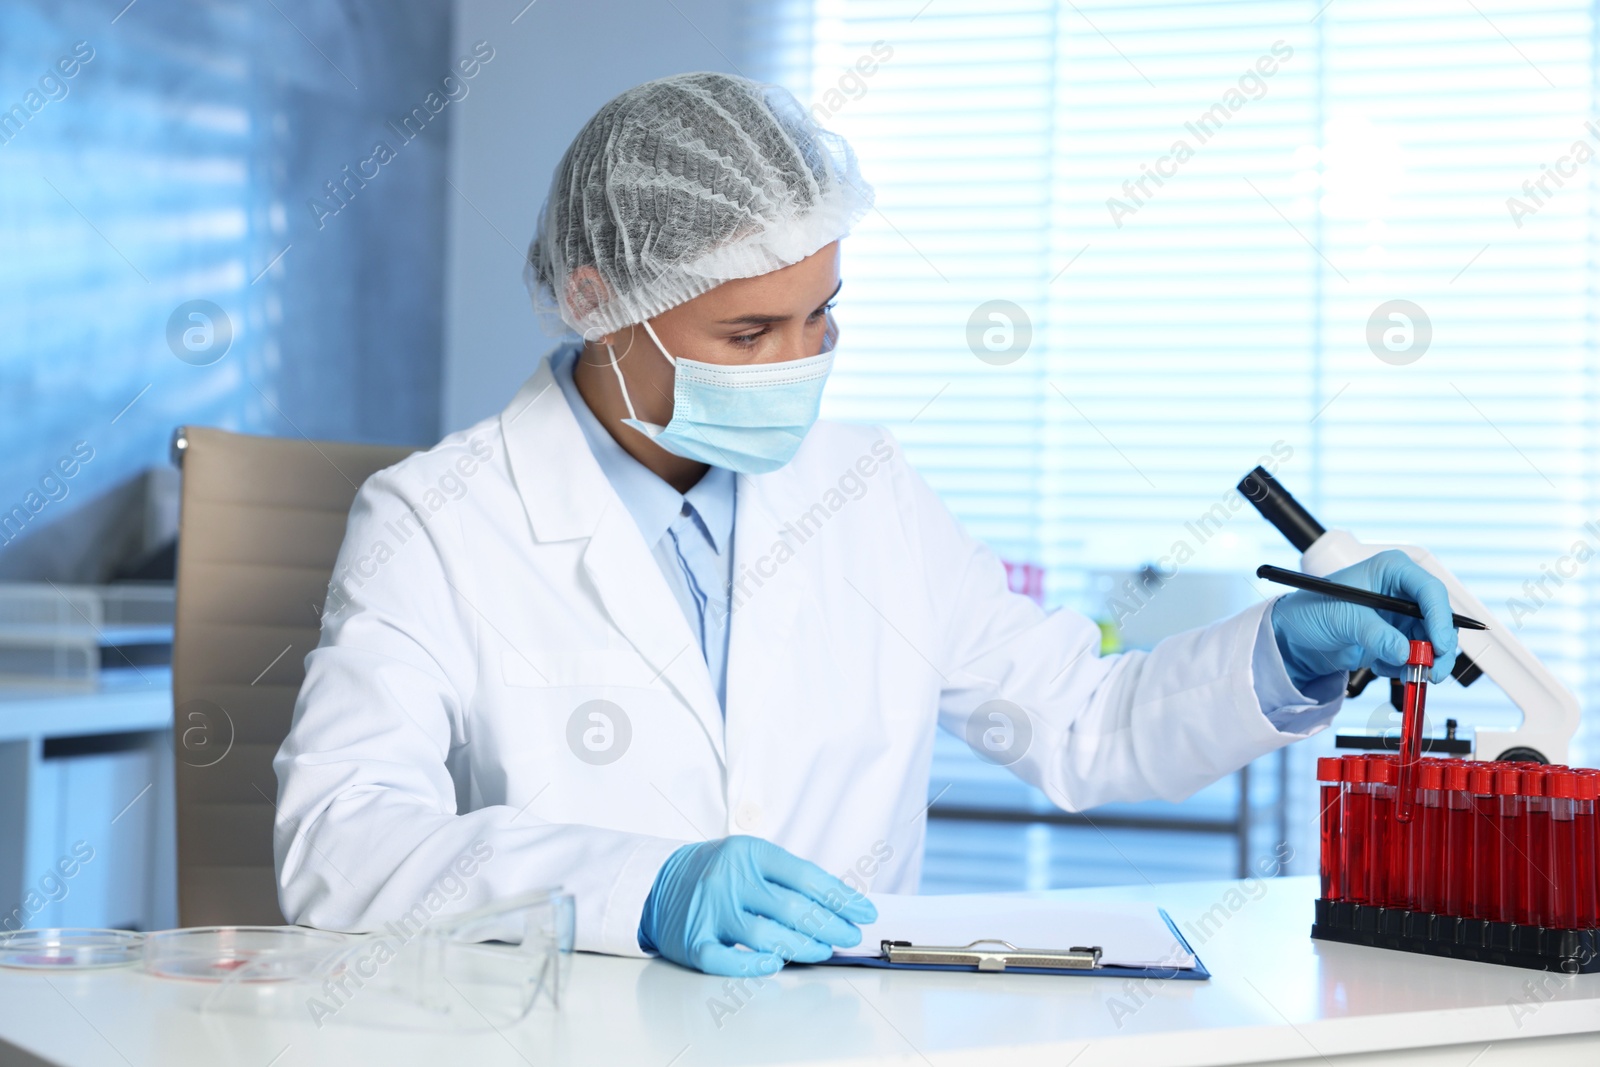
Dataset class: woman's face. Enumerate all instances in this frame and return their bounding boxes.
[637,239,841,366]
[576,240,843,470]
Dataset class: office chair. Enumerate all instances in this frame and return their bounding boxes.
[169,425,414,925]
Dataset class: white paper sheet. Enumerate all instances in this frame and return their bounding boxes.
[833,893,1197,970]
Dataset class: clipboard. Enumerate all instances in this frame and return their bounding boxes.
[815,903,1209,980]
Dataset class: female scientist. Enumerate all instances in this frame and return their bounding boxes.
[274,72,1459,977]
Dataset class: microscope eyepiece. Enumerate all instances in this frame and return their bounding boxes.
[1238,465,1325,553]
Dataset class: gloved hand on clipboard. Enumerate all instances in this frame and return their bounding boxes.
[638,835,878,977]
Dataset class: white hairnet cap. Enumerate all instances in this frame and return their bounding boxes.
[526,71,874,337]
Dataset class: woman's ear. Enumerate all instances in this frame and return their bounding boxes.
[565,265,610,320]
[588,323,642,360]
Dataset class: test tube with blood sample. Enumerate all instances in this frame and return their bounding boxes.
[1440,761,1473,918]
[1414,760,1445,913]
[1495,764,1524,925]
[1317,757,1344,902]
[1395,640,1432,823]
[1342,755,1372,905]
[1367,755,1396,907]
[1469,765,1502,922]
[1385,758,1413,907]
[1550,769,1579,930]
[1576,770,1599,930]
[1520,765,1552,928]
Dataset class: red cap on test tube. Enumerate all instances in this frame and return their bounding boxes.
[1408,640,1434,667]
[1345,755,1368,783]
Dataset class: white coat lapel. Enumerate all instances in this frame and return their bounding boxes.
[499,358,727,766]
[579,511,726,764]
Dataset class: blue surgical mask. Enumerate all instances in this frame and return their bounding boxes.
[606,316,836,475]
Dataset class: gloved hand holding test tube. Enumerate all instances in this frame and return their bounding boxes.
[1256,564,1488,822]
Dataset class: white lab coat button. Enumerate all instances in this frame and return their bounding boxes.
[735,800,762,831]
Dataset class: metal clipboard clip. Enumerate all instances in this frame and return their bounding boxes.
[880,939,1103,972]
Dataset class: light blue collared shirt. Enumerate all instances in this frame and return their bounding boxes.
[552,346,735,711]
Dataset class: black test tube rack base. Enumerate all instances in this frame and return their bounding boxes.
[1312,898,1600,974]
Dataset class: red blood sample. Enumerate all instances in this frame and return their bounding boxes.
[1383,756,1412,907]
[1495,764,1524,926]
[1416,760,1445,913]
[1343,756,1371,905]
[1368,756,1396,907]
[1520,766,1552,928]
[1441,761,1473,917]
[1576,771,1599,930]
[1395,640,1432,823]
[1470,765,1500,921]
[1317,756,1344,901]
[1549,769,1579,930]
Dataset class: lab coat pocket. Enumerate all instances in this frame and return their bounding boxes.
[494,648,667,767]
[484,651,694,833]
[500,648,656,689]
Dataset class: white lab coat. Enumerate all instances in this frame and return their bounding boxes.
[274,355,1328,956]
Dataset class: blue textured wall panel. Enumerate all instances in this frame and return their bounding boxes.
[0,0,450,577]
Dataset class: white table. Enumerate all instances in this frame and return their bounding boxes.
[2,875,1598,1067]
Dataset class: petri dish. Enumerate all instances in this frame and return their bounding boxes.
[0,928,145,970]
[144,926,346,983]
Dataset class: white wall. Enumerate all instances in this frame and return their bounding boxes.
[443,0,745,434]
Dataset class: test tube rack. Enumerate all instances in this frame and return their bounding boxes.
[1313,754,1600,974]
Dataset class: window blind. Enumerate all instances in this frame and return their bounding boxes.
[749,0,1600,762]
[748,0,1600,885]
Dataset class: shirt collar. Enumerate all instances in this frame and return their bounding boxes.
[683,462,734,556]
[551,344,734,555]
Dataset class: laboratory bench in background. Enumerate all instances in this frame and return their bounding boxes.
[922,727,1295,892]
[0,673,176,935]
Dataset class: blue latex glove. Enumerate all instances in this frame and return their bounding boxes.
[1270,549,1460,692]
[638,836,877,977]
